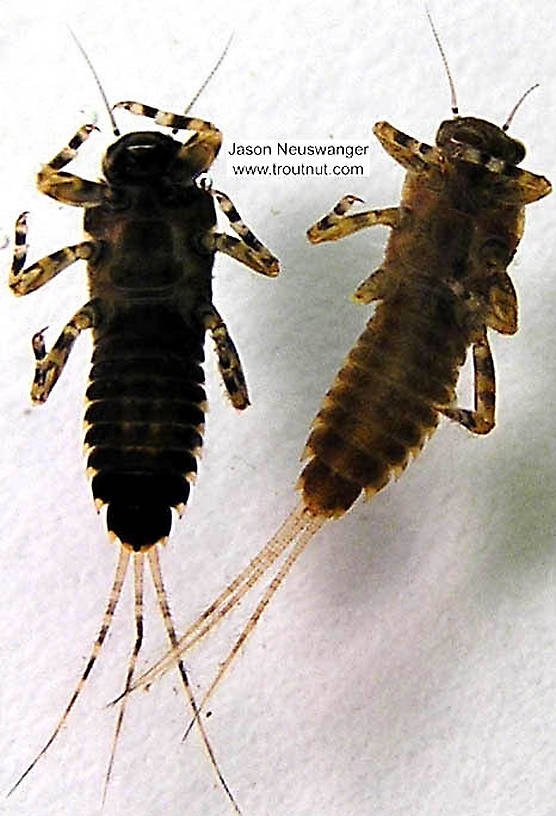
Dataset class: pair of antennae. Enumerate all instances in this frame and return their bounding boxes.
[425,6,538,131]
[73,16,536,142]
[69,28,232,137]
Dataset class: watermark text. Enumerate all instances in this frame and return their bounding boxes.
[226,140,371,178]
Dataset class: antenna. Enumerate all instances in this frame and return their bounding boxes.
[183,33,234,115]
[425,6,459,116]
[502,83,539,131]
[68,27,120,136]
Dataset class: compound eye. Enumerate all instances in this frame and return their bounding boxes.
[511,140,526,164]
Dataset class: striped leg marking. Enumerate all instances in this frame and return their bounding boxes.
[45,123,97,171]
[373,121,440,172]
[203,232,280,277]
[202,304,250,410]
[37,124,107,207]
[210,189,280,277]
[113,102,223,174]
[307,195,399,244]
[10,212,30,284]
[9,213,98,295]
[440,328,496,435]
[31,299,102,404]
[113,101,220,135]
[442,142,552,205]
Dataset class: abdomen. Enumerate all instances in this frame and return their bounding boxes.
[300,281,470,517]
[84,303,205,550]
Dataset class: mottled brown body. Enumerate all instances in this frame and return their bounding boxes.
[302,116,550,517]
[302,283,464,514]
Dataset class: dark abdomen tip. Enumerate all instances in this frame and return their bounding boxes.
[107,501,172,550]
[300,458,361,518]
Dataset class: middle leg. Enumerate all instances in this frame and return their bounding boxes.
[440,328,496,435]
[201,303,250,410]
[9,212,98,296]
[31,299,102,403]
[307,195,399,244]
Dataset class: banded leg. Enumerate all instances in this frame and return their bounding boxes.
[307,195,399,244]
[32,299,102,403]
[373,121,440,173]
[440,328,496,435]
[441,141,551,205]
[37,124,107,207]
[203,232,280,277]
[210,189,280,277]
[113,101,220,136]
[9,212,98,295]
[201,304,250,410]
[113,102,223,175]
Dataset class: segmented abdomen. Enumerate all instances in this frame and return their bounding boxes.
[300,281,471,517]
[84,304,205,550]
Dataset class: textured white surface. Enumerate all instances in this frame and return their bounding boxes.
[2,1,556,815]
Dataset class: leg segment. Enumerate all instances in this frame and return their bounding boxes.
[352,266,395,304]
[307,195,399,244]
[485,272,518,335]
[113,101,220,136]
[440,328,496,435]
[202,232,279,277]
[210,189,280,276]
[441,141,551,205]
[37,124,107,207]
[201,304,250,410]
[9,212,98,295]
[373,121,440,173]
[31,299,102,404]
[113,102,223,176]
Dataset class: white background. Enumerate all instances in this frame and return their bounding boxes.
[2,1,556,815]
